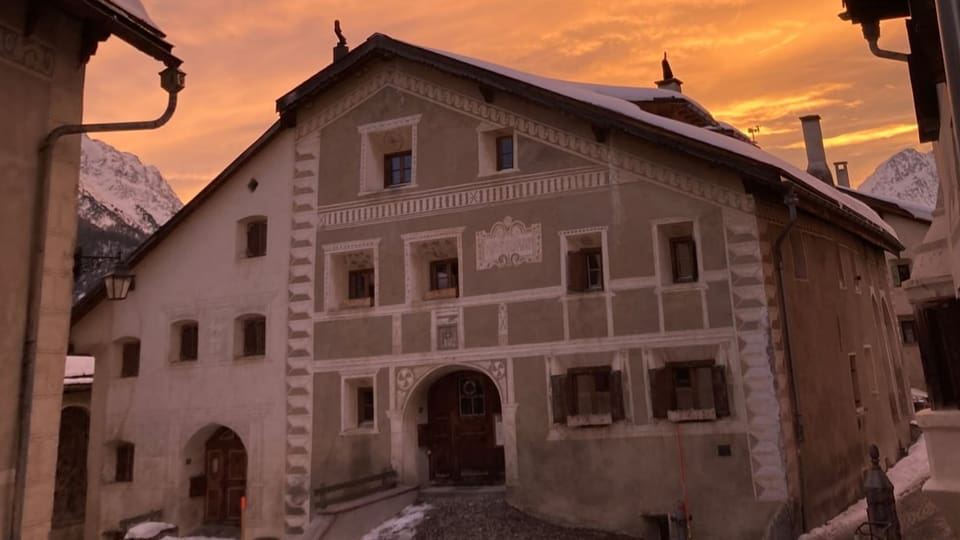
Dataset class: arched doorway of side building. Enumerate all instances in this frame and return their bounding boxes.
[414,369,505,484]
[182,425,247,528]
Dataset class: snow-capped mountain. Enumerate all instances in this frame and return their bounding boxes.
[75,135,182,298]
[859,148,939,210]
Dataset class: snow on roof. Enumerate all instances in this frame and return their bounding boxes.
[839,186,935,222]
[64,355,94,385]
[105,0,159,30]
[420,42,897,242]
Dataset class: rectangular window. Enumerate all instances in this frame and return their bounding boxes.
[429,259,459,292]
[650,362,730,421]
[550,367,625,426]
[348,268,375,300]
[893,262,912,287]
[900,319,918,345]
[246,220,267,258]
[121,341,140,378]
[383,151,413,188]
[459,376,486,417]
[670,236,699,283]
[242,317,266,357]
[567,248,604,292]
[116,443,135,482]
[850,354,862,408]
[180,323,199,361]
[495,135,514,171]
[357,386,375,426]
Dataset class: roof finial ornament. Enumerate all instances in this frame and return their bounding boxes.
[662,52,674,81]
[655,51,683,93]
[333,20,349,62]
[334,19,347,46]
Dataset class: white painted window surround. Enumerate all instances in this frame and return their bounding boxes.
[340,370,378,435]
[402,227,464,306]
[358,115,421,195]
[558,226,610,295]
[321,239,381,313]
[477,123,519,177]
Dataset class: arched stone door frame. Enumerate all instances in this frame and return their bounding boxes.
[178,422,250,530]
[388,359,518,487]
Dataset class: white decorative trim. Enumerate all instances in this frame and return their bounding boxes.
[402,227,465,305]
[476,216,543,270]
[320,168,608,229]
[321,238,381,313]
[358,114,422,134]
[558,226,611,339]
[340,369,380,435]
[497,303,508,346]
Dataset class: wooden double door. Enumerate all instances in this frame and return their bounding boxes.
[204,427,247,524]
[419,371,505,484]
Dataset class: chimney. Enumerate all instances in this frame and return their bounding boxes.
[655,52,683,93]
[834,161,851,188]
[799,115,834,185]
[333,20,349,62]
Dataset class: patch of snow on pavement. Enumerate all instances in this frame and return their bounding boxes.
[124,521,176,539]
[362,503,433,540]
[160,536,233,540]
[799,436,929,539]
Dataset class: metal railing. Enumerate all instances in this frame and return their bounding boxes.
[313,467,397,511]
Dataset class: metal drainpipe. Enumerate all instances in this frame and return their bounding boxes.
[861,20,910,63]
[771,188,807,532]
[11,65,185,540]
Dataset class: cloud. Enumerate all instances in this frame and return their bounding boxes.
[777,123,919,149]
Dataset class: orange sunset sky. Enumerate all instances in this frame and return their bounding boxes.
[84,0,930,203]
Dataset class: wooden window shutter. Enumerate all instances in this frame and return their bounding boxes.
[649,368,673,419]
[550,374,568,423]
[567,251,586,292]
[610,370,626,421]
[712,365,731,418]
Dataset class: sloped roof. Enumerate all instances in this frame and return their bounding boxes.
[838,186,934,222]
[278,34,900,250]
[54,0,180,66]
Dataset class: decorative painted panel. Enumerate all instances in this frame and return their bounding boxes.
[476,217,543,270]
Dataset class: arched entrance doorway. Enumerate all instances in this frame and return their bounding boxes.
[52,407,89,529]
[202,427,247,525]
[417,370,505,484]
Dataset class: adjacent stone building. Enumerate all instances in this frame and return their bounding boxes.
[1,2,178,539]
[71,34,913,539]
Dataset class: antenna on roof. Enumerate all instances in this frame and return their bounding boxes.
[333,20,349,62]
[655,51,683,93]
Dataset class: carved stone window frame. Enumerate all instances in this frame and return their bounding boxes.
[340,368,379,436]
[401,227,465,306]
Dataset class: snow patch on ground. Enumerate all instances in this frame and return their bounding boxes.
[160,536,233,540]
[124,521,176,539]
[799,436,929,540]
[362,503,433,540]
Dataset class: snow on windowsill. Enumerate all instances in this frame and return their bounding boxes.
[798,435,929,540]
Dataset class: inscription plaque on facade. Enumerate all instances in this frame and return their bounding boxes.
[476,217,542,270]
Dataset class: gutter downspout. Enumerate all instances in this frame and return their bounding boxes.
[861,20,910,63]
[11,65,185,540]
[771,188,807,533]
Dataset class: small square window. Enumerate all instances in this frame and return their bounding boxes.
[242,317,266,357]
[121,341,140,378]
[670,236,699,284]
[893,262,911,287]
[650,362,730,421]
[246,220,267,258]
[384,151,413,188]
[116,443,134,482]
[900,319,918,345]
[495,135,514,171]
[567,247,604,292]
[430,259,459,293]
[357,386,375,426]
[348,269,375,300]
[571,367,613,416]
[180,323,198,361]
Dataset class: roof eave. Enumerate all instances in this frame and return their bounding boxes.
[56,0,181,67]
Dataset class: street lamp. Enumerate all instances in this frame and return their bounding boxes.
[73,248,135,301]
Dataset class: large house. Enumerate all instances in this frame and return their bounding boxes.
[71,33,914,539]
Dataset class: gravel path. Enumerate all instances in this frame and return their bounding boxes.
[410,493,635,540]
